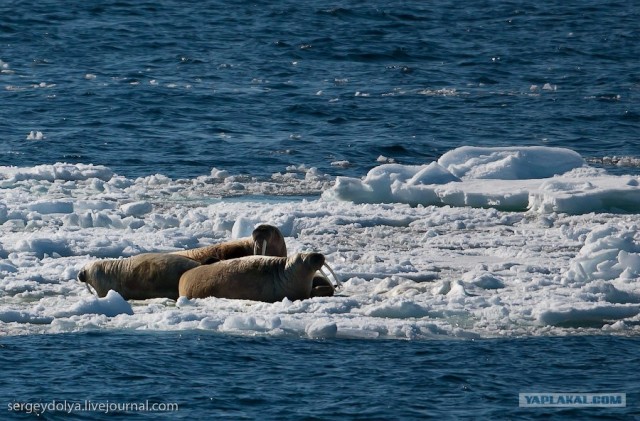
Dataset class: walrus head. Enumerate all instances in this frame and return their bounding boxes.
[290,252,341,290]
[252,224,287,257]
[77,268,87,284]
[77,263,103,296]
[277,252,325,300]
[304,252,325,271]
[283,252,325,277]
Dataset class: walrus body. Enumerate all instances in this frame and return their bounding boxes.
[172,224,287,264]
[311,274,335,297]
[178,253,325,302]
[78,253,200,300]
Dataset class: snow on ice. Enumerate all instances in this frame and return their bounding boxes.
[1,147,640,339]
[324,146,640,214]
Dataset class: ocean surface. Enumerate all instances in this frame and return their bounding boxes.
[2,0,640,419]
[1,0,639,179]
[2,332,640,420]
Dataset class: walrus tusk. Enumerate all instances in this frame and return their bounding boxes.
[320,262,341,288]
[85,282,97,296]
[79,269,98,295]
[253,239,268,256]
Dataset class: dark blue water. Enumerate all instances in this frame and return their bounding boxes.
[1,0,639,179]
[1,332,639,420]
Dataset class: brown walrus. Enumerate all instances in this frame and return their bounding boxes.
[77,253,200,300]
[172,224,287,264]
[178,253,328,302]
[311,273,336,297]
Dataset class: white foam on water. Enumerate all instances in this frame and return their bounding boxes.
[1,147,640,339]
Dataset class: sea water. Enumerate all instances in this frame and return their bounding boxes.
[3,332,640,420]
[1,0,640,419]
[1,0,638,179]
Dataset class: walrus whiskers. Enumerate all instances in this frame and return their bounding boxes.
[320,262,341,288]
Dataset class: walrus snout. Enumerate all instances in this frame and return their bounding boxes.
[252,225,269,255]
[77,266,98,296]
[251,224,286,257]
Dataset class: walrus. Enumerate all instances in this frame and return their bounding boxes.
[77,253,201,300]
[178,252,331,302]
[311,273,336,297]
[172,224,287,264]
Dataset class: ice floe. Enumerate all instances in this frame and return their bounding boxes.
[323,146,640,214]
[1,146,640,339]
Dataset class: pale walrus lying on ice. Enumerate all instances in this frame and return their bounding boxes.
[172,224,287,264]
[178,252,338,302]
[78,253,200,300]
